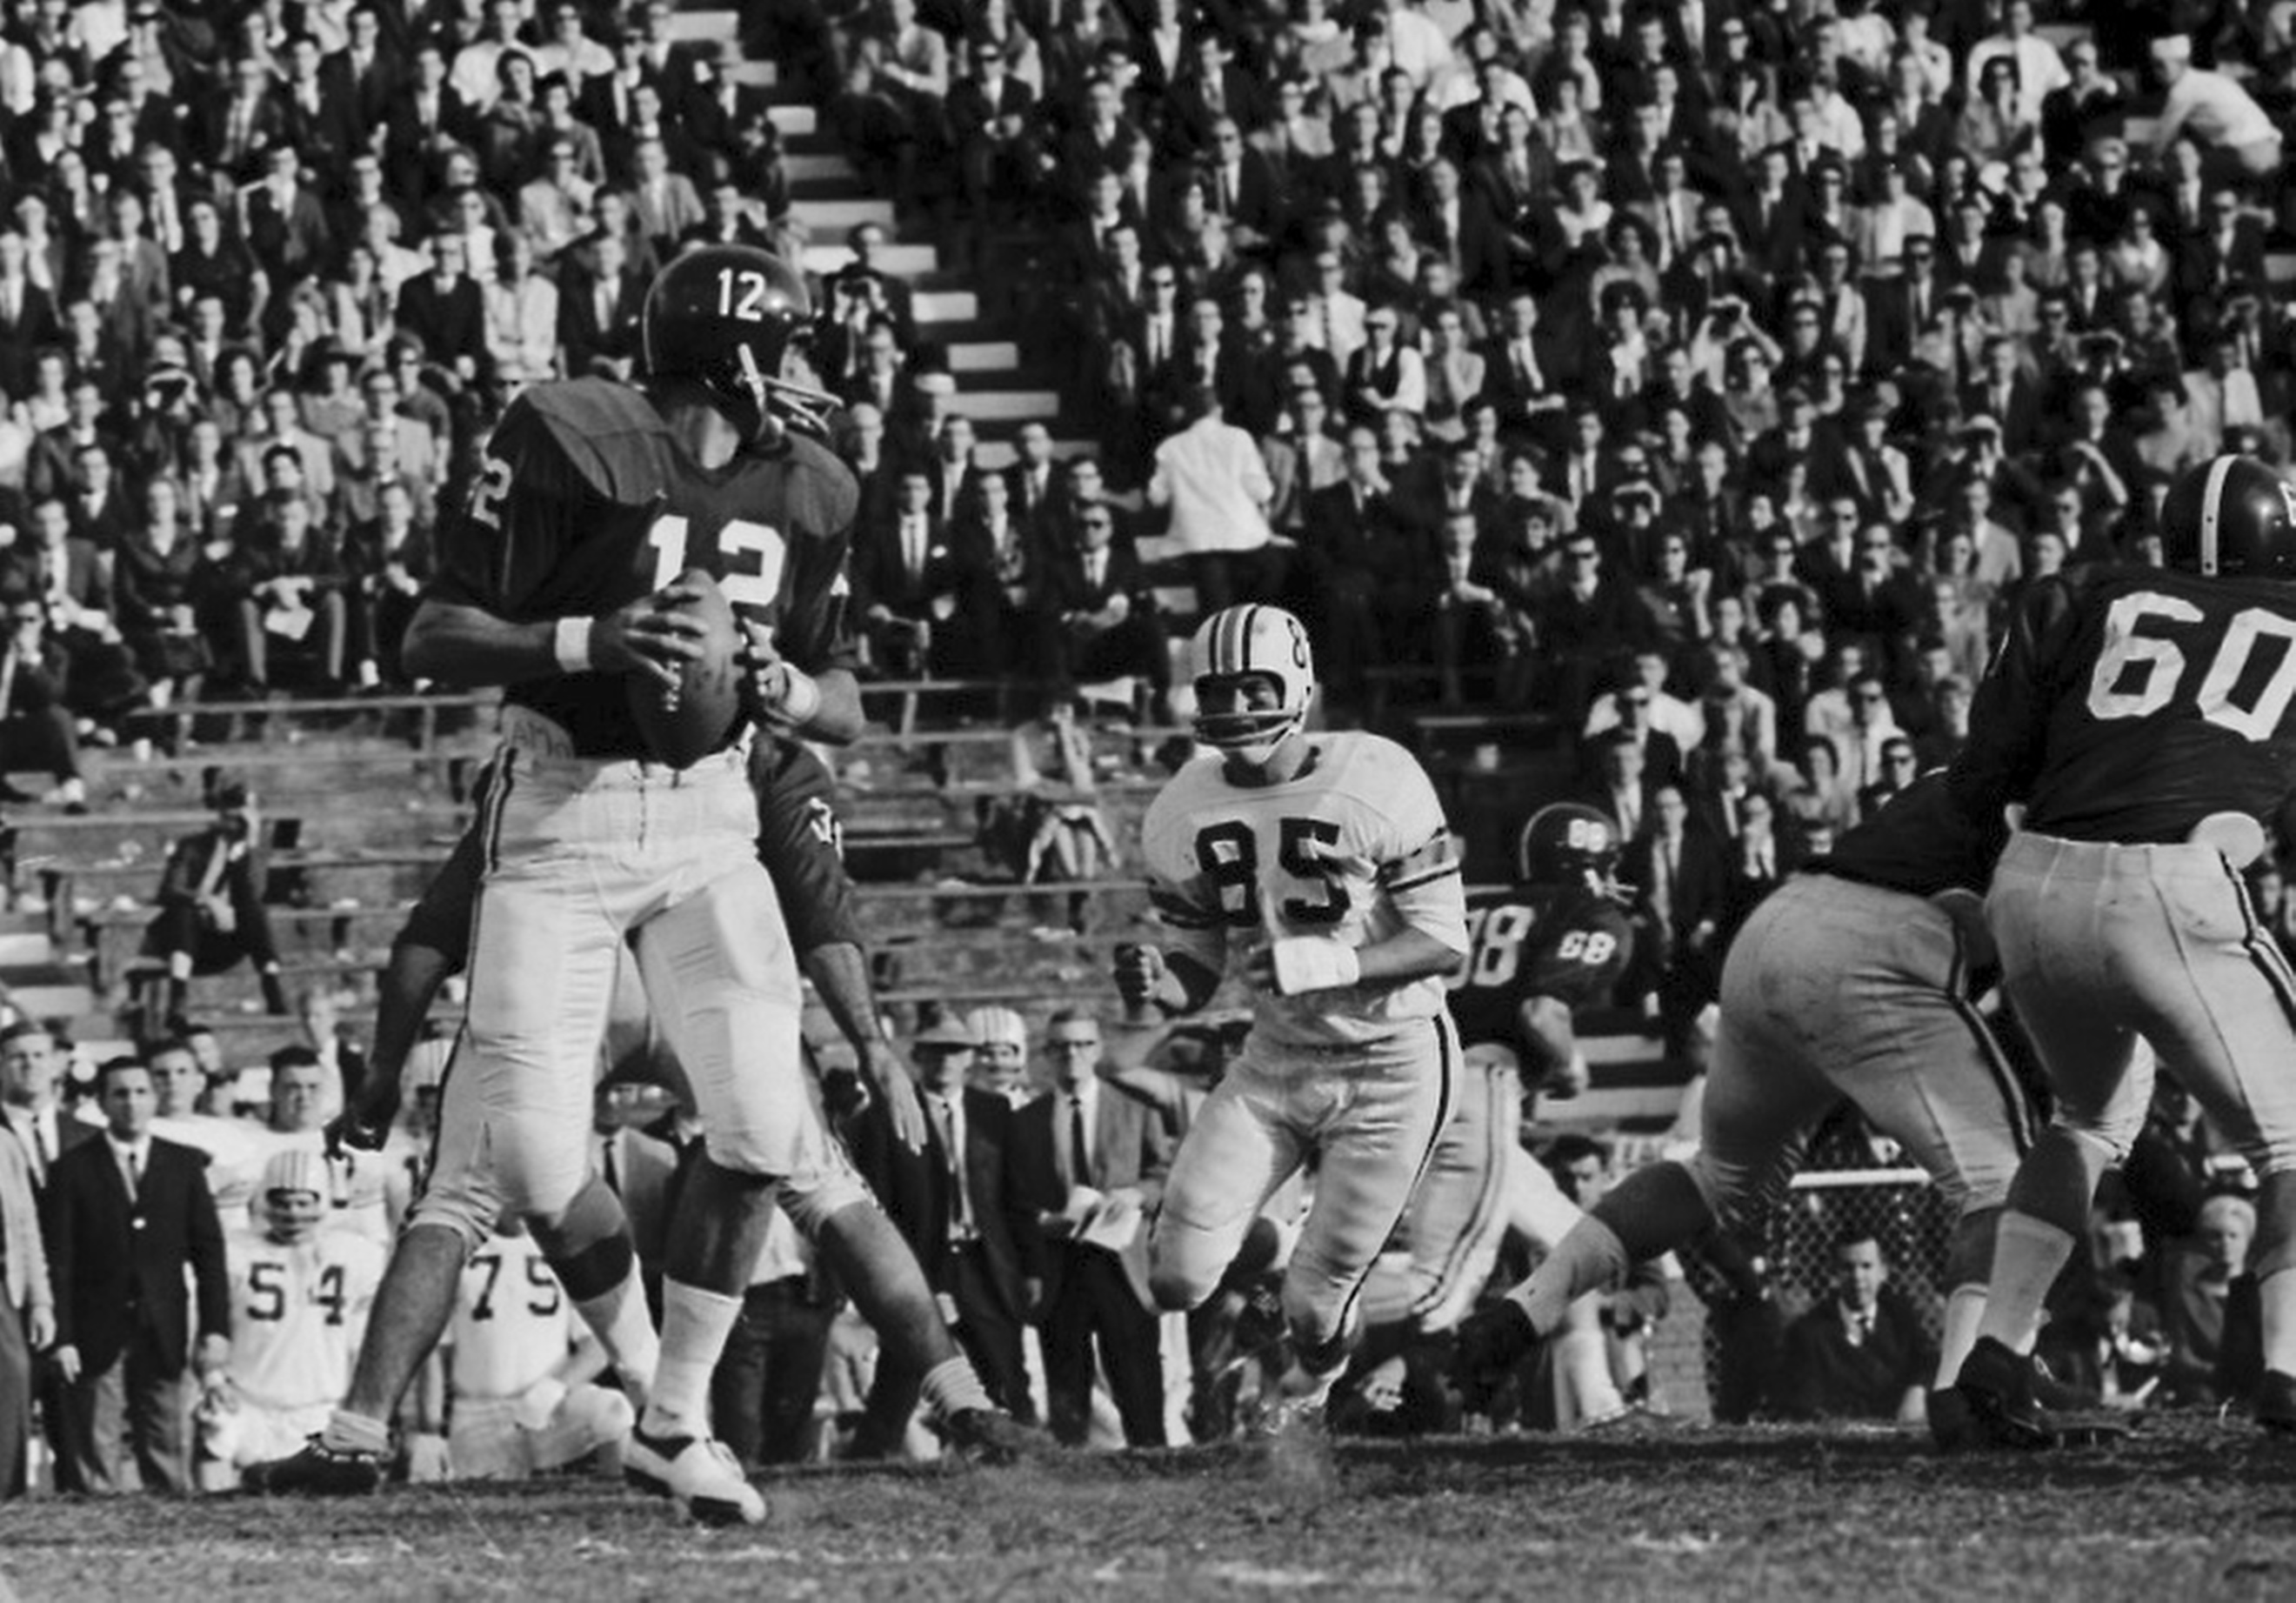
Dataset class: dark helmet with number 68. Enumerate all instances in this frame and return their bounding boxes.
[1518,802,1624,892]
[2160,454,2296,579]
[641,244,838,443]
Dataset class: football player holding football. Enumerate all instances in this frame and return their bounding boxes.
[1118,604,1470,1434]
[250,245,863,1524]
[1944,453,2296,1446]
[1457,777,2035,1439]
[205,1151,385,1479]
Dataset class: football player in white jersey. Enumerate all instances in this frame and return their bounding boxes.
[1118,604,1470,1433]
[205,1151,387,1476]
[441,1219,634,1480]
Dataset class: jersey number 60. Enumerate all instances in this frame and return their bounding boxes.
[2086,591,2296,741]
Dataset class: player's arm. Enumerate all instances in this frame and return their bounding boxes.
[406,409,709,691]
[1518,910,1635,1099]
[1252,794,1471,998]
[330,825,483,1155]
[751,739,930,1151]
[747,491,868,745]
[1117,814,1231,1016]
[1945,573,2081,825]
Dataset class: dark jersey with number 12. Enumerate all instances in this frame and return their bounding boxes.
[430,377,858,759]
[1446,881,1634,1052]
[1947,566,2296,844]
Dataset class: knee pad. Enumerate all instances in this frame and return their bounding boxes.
[407,1164,505,1257]
[1147,1228,1222,1313]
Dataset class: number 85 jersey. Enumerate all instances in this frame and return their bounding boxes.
[1948,566,2296,843]
[431,377,859,759]
[1140,731,1468,1050]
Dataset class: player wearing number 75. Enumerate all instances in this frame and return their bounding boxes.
[1117,603,1471,1437]
[1937,452,2296,1448]
[250,245,863,1526]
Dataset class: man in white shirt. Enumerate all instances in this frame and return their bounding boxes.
[1148,388,1281,617]
[2151,32,2285,175]
[1,1022,94,1188]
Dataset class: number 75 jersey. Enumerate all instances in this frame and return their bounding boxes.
[1948,565,2296,843]
[430,376,859,760]
[1139,731,1468,1050]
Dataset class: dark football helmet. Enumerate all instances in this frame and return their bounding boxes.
[1517,802,1623,891]
[640,244,838,442]
[2161,454,2296,578]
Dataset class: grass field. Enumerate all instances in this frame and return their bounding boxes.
[5,1419,2296,1600]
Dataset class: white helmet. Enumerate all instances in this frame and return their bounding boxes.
[257,1146,331,1243]
[1190,604,1315,765]
[965,1005,1028,1054]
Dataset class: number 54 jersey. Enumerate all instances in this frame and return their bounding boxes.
[1140,731,1468,1051]
[1949,566,2296,841]
[430,377,859,760]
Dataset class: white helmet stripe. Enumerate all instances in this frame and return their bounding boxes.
[2200,453,2236,577]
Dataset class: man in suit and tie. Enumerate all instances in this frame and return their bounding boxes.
[0,1118,52,1499]
[1036,499,1169,709]
[43,1055,230,1494]
[557,227,645,378]
[851,1019,1036,1422]
[0,230,59,400]
[1623,782,1727,1030]
[1,1023,96,1191]
[852,466,963,678]
[1575,728,1657,845]
[1014,1011,1172,1446]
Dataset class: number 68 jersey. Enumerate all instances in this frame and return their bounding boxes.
[1949,566,2296,842]
[1445,881,1636,1054]
[1140,731,1468,1050]
[430,377,859,760]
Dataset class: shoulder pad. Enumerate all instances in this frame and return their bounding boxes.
[511,380,671,506]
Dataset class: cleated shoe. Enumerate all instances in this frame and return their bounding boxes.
[241,1435,385,1495]
[940,1408,1054,1466]
[1952,1336,2054,1450]
[625,1427,765,1526]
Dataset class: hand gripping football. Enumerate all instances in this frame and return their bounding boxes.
[628,569,742,767]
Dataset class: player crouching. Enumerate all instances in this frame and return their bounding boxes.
[434,1217,633,1481]
[202,1151,386,1487]
[1119,604,1470,1437]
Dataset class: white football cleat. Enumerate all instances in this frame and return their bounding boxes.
[624,1426,764,1526]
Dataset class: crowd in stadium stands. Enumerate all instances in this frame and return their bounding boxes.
[0,0,2290,1494]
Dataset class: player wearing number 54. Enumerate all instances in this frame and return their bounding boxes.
[43,1056,231,1494]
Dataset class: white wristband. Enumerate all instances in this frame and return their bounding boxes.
[553,616,595,674]
[1269,936,1362,996]
[778,664,823,725]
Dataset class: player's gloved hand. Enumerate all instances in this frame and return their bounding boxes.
[1113,943,1167,1012]
[591,590,709,692]
[1452,1300,1537,1412]
[739,622,822,728]
[513,1376,569,1432]
[864,1039,929,1154]
[326,1076,402,1158]
[404,1432,451,1483]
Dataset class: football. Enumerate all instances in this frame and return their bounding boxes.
[626,569,742,768]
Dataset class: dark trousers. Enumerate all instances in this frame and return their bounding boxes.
[1041,1247,1165,1447]
[949,1241,1033,1423]
[0,1302,29,1499]
[51,1326,190,1495]
[0,706,81,784]
[711,1277,835,1468]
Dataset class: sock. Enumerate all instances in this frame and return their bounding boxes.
[2259,1267,2296,1379]
[920,1355,996,1419]
[1971,1210,2076,1357]
[1508,1216,1629,1338]
[321,1408,390,1456]
[1555,1294,1625,1423]
[1935,1284,1988,1390]
[641,1280,743,1439]
[574,1279,660,1409]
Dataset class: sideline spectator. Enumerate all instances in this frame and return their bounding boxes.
[1774,1231,1932,1424]
[144,784,291,1022]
